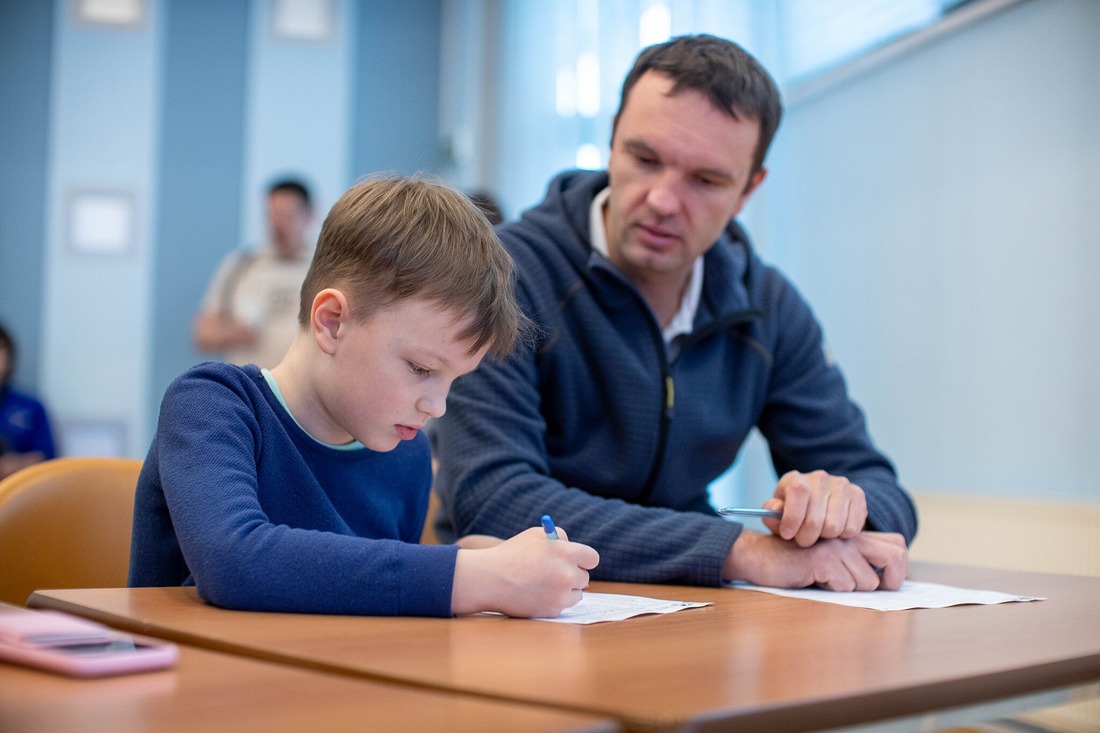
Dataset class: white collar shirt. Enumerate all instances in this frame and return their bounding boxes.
[588,186,703,356]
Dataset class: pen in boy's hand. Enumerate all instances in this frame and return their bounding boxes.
[540,514,559,540]
[717,507,783,519]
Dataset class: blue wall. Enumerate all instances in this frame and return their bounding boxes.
[758,0,1100,502]
[0,0,444,457]
[152,0,250,422]
[352,0,443,177]
[0,1,54,390]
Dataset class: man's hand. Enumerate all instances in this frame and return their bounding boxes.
[192,311,259,353]
[723,529,908,592]
[761,470,867,547]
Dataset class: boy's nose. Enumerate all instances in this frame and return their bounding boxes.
[418,392,446,420]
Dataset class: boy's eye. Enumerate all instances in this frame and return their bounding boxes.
[408,362,431,377]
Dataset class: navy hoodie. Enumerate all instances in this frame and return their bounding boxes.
[434,170,917,585]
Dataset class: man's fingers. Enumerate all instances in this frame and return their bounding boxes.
[857,533,908,590]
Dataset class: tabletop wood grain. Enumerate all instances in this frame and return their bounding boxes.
[26,563,1100,732]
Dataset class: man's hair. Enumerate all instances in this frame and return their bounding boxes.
[612,34,783,176]
[268,178,312,211]
[467,190,503,226]
[298,175,525,358]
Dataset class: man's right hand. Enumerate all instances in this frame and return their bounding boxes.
[723,529,908,592]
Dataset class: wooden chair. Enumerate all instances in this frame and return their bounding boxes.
[420,490,442,545]
[0,457,141,606]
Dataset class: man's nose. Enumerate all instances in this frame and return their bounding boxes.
[646,173,681,216]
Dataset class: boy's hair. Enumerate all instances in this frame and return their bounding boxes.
[298,174,525,358]
[612,34,783,177]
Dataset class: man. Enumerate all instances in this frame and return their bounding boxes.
[433,34,917,591]
[193,178,314,368]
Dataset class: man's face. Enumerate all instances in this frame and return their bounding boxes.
[604,71,766,290]
[268,190,311,257]
[314,297,488,453]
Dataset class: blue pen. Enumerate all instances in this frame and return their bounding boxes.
[540,514,559,540]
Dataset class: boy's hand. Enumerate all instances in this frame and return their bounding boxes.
[455,534,503,549]
[451,526,600,618]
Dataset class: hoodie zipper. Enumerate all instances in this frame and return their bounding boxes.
[635,307,761,505]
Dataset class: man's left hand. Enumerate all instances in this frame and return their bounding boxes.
[762,470,867,547]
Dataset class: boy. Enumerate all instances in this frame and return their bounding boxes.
[129,175,599,617]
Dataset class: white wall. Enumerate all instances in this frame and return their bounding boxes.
[762,0,1100,502]
[33,0,360,458]
[42,0,163,458]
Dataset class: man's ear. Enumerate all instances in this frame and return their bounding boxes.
[311,288,350,356]
[742,166,767,199]
[730,166,768,220]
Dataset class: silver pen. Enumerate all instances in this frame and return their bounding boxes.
[717,507,783,519]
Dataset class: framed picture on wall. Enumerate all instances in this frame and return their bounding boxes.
[72,0,144,28]
[66,188,136,257]
[60,419,128,458]
[272,0,333,42]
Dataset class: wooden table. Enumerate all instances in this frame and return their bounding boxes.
[0,610,614,733]
[27,563,1100,732]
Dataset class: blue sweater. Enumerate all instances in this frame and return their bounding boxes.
[433,170,918,586]
[129,362,458,616]
[0,386,56,459]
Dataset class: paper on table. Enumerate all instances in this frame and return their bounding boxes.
[726,579,1045,611]
[532,592,710,624]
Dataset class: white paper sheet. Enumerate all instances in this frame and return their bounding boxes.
[532,592,711,624]
[726,579,1045,611]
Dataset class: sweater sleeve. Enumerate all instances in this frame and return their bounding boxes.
[434,281,741,587]
[153,369,458,616]
[756,279,918,544]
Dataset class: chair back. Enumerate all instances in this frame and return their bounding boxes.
[0,457,141,606]
[420,490,442,545]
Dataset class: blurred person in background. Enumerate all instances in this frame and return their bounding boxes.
[193,178,315,368]
[0,321,56,479]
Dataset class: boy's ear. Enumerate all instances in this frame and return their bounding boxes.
[311,288,350,355]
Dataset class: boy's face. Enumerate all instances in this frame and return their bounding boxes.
[319,297,489,452]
